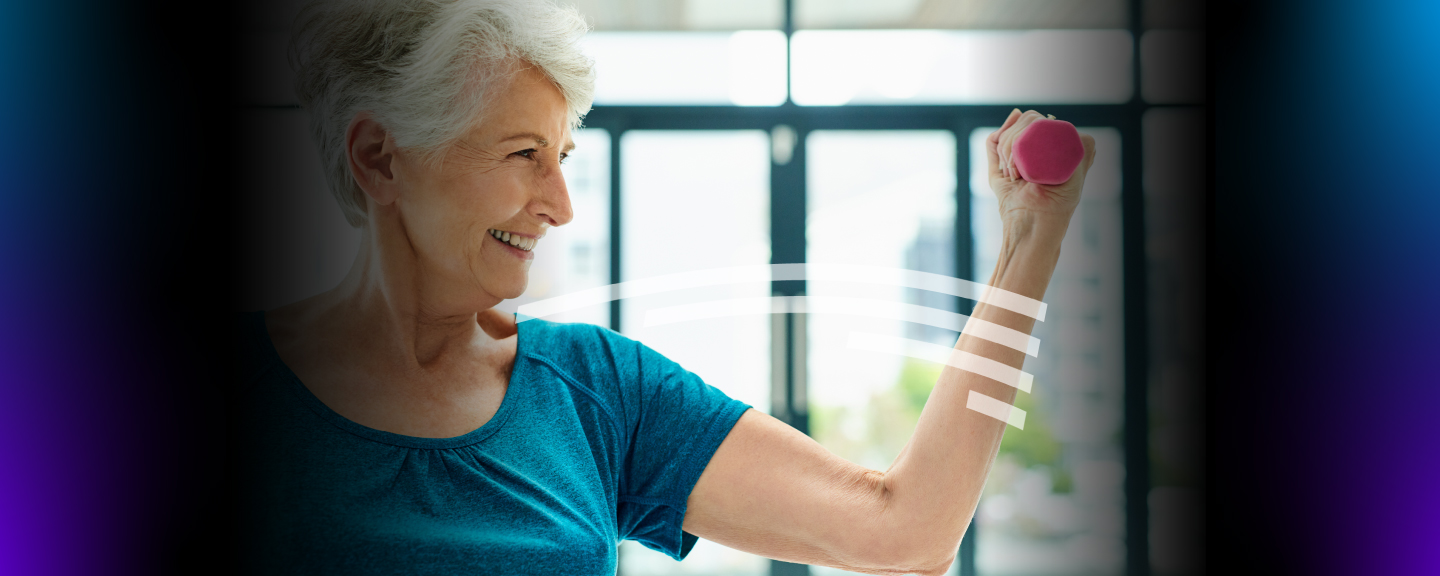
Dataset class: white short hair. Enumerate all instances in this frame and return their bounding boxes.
[291,0,595,227]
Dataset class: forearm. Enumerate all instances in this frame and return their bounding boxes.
[876,211,1071,560]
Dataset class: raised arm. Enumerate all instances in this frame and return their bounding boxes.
[683,109,1096,575]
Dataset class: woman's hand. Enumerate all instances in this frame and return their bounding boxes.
[987,109,1097,226]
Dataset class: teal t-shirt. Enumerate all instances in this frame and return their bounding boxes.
[233,312,751,574]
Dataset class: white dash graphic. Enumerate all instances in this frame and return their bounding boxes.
[846,333,1034,393]
[966,390,1027,429]
[960,317,1040,357]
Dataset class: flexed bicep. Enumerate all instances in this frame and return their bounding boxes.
[683,409,954,576]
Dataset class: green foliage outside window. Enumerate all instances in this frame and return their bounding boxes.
[812,356,1065,494]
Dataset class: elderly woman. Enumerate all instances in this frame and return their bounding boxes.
[235,0,1095,574]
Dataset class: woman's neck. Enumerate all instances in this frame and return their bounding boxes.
[318,226,506,369]
[265,225,519,440]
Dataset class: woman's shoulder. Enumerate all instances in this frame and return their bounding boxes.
[518,317,687,389]
[518,317,627,358]
[519,318,660,383]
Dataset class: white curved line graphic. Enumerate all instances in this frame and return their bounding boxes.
[515,264,1047,322]
[640,296,1039,357]
[846,332,1034,393]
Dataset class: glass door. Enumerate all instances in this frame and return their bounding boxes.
[617,130,774,576]
[804,130,959,575]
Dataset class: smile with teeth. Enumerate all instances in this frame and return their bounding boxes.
[488,229,539,252]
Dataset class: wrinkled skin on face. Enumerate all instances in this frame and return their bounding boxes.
[375,64,575,310]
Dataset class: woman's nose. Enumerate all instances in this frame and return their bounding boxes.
[533,163,573,227]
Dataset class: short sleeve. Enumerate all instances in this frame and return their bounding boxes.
[611,334,751,560]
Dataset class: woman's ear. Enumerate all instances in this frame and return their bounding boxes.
[346,113,401,206]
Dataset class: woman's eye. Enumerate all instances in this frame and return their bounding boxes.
[558,152,569,164]
[513,149,536,159]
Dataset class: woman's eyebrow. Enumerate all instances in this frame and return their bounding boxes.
[498,132,552,147]
[496,132,574,154]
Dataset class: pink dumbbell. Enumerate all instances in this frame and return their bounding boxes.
[1010,116,1085,186]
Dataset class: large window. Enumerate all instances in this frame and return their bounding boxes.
[804,131,957,576]
[804,130,958,478]
[583,32,788,106]
[579,35,1163,571]
[790,30,1133,105]
[616,130,773,414]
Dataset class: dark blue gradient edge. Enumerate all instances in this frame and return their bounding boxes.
[0,2,228,574]
[1213,0,1440,573]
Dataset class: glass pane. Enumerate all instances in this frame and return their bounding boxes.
[583,32,787,105]
[796,0,1126,29]
[968,127,1126,576]
[571,0,783,31]
[1143,0,1205,30]
[805,130,957,575]
[618,130,772,576]
[1143,108,1204,576]
[1141,30,1205,104]
[791,30,1133,105]
[498,128,611,327]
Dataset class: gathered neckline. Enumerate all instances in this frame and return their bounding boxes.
[254,310,527,450]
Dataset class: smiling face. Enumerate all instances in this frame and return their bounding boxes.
[386,64,575,306]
